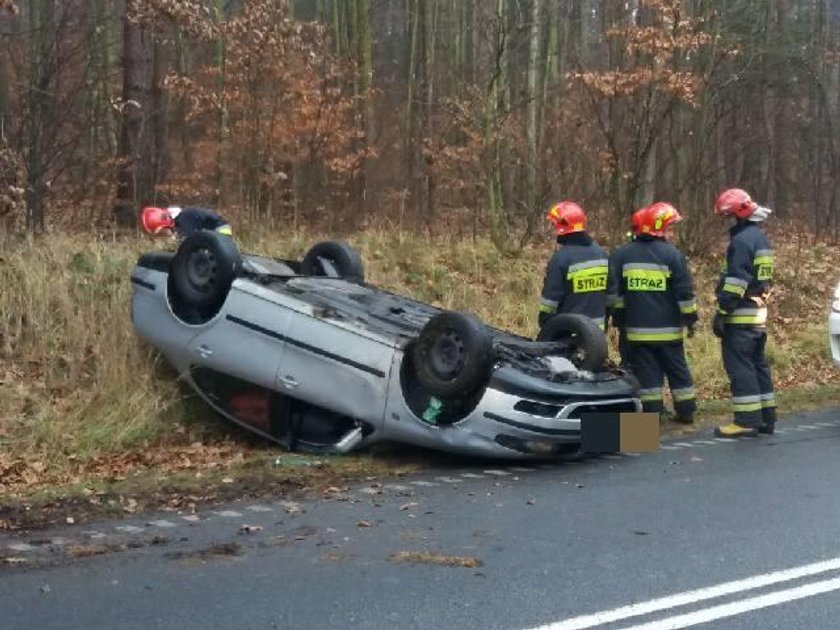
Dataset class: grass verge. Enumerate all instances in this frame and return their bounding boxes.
[1,228,839,525]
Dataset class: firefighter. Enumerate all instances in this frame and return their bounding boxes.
[607,202,698,423]
[538,201,609,332]
[712,188,776,438]
[608,208,645,369]
[140,205,233,240]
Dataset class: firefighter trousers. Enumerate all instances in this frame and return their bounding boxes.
[629,342,696,418]
[721,326,776,429]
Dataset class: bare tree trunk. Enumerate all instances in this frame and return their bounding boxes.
[114,0,153,226]
[356,0,373,216]
[526,0,542,217]
[422,0,438,223]
[213,0,227,206]
[25,0,56,233]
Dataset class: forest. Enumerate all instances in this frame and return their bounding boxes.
[1,0,839,247]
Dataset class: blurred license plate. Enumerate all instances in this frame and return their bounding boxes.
[580,412,659,453]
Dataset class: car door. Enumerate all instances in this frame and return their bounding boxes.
[184,281,292,391]
[279,306,393,426]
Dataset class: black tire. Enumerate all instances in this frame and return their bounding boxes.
[412,312,494,400]
[300,240,365,283]
[536,313,608,372]
[170,230,242,311]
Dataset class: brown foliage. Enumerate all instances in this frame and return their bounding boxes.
[0,1,18,16]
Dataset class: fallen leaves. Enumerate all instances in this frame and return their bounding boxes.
[388,551,483,569]
[67,544,109,558]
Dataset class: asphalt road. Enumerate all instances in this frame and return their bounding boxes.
[4,408,840,630]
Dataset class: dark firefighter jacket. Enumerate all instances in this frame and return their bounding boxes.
[716,221,774,327]
[174,207,232,239]
[539,233,609,329]
[607,235,697,343]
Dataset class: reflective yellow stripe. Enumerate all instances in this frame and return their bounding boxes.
[624,269,669,292]
[753,256,774,266]
[761,399,777,409]
[216,225,233,235]
[733,401,763,413]
[725,308,768,325]
[672,388,696,402]
[539,304,556,314]
[722,283,747,297]
[569,266,608,293]
[627,331,684,342]
[566,265,609,278]
[679,301,698,314]
[639,388,663,402]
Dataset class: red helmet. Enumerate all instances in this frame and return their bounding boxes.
[714,188,757,219]
[637,202,682,238]
[630,207,646,236]
[140,206,175,234]
[546,201,587,236]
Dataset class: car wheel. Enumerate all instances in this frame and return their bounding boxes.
[412,312,494,400]
[301,241,365,283]
[170,230,242,311]
[536,313,608,372]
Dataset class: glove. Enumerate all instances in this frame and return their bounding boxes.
[682,313,698,339]
[712,312,726,339]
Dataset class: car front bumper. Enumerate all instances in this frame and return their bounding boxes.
[384,381,649,459]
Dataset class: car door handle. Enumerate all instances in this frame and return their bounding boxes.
[280,375,299,389]
[196,345,213,358]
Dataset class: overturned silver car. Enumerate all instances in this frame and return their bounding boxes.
[130,232,652,458]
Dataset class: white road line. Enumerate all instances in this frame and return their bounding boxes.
[510,467,537,472]
[384,484,412,491]
[523,555,840,630]
[181,515,201,522]
[773,430,788,435]
[246,505,274,512]
[618,575,840,630]
[83,531,107,539]
[713,438,733,442]
[672,442,695,448]
[798,424,818,430]
[693,441,717,446]
[435,476,462,484]
[814,422,834,428]
[147,519,176,528]
[410,480,439,487]
[213,510,243,518]
[484,469,512,476]
[7,543,34,552]
[115,525,144,534]
[460,473,485,479]
[660,446,681,451]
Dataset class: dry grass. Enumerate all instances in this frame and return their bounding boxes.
[1,228,839,498]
